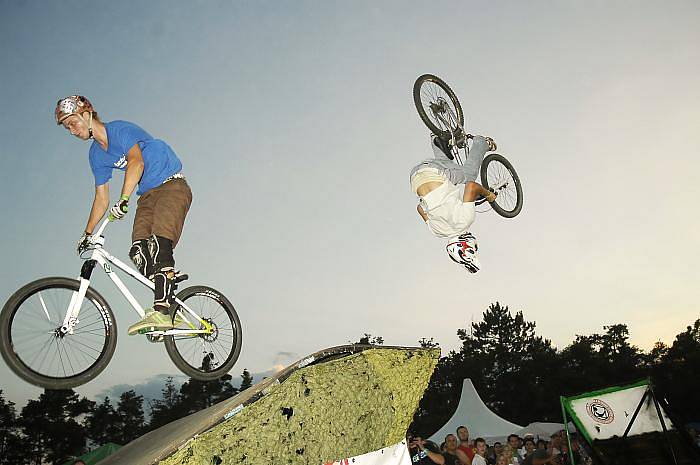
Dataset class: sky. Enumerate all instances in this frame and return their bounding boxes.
[1,1,699,409]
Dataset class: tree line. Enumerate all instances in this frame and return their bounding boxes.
[408,302,700,436]
[0,368,254,465]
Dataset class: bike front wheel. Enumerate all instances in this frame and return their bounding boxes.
[481,153,524,218]
[0,277,117,389]
[164,286,242,381]
[413,74,464,139]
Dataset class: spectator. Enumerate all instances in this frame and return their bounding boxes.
[507,434,525,464]
[471,438,488,465]
[559,440,581,465]
[523,438,536,458]
[495,454,510,465]
[521,448,557,465]
[408,434,445,465]
[548,433,562,457]
[493,442,504,457]
[687,426,700,447]
[501,445,515,464]
[444,434,469,465]
[486,442,503,465]
[571,438,593,465]
[536,439,547,450]
[457,426,476,464]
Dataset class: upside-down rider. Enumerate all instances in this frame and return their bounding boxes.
[55,95,192,335]
[410,132,496,273]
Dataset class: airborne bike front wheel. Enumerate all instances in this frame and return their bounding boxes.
[0,277,117,389]
[164,286,242,381]
[413,74,465,140]
[480,153,524,218]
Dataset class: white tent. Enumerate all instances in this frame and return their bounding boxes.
[429,379,523,444]
[514,422,568,441]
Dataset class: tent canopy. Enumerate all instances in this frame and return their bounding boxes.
[515,422,568,441]
[429,379,523,443]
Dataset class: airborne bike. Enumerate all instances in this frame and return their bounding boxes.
[413,74,523,217]
[0,217,242,389]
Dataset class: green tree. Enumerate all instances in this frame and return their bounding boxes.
[84,397,121,445]
[20,389,93,464]
[558,324,644,397]
[0,390,24,465]
[412,302,558,434]
[178,374,238,416]
[113,390,145,445]
[643,341,669,366]
[418,337,439,349]
[652,319,700,421]
[357,333,384,345]
[598,324,644,379]
[148,377,184,430]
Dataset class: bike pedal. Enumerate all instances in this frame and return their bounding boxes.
[138,326,159,335]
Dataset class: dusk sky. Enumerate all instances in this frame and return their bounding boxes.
[1,1,698,408]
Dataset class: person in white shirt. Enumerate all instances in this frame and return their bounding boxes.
[410,135,496,273]
[471,438,488,465]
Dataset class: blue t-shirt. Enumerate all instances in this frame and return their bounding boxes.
[89,120,182,195]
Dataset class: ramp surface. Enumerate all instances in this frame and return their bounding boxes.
[98,345,439,465]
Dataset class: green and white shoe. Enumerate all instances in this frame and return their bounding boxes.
[170,311,186,329]
[127,310,174,336]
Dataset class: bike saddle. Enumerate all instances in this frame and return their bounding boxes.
[432,136,453,159]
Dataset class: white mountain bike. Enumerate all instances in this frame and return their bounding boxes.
[0,217,242,389]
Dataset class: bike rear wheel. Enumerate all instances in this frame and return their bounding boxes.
[481,153,524,218]
[0,277,117,389]
[413,74,464,139]
[164,286,242,381]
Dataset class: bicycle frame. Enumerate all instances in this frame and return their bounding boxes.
[430,103,468,166]
[431,110,511,206]
[59,217,213,337]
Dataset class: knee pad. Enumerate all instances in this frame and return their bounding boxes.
[129,239,154,278]
[147,235,175,272]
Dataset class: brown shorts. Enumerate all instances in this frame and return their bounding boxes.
[132,178,192,247]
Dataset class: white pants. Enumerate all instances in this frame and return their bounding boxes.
[414,173,475,238]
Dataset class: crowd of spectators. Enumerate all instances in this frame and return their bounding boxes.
[408,426,593,465]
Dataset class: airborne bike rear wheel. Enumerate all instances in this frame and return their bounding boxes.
[413,74,465,140]
[164,286,242,381]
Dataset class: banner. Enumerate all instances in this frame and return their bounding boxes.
[561,379,673,443]
[324,441,411,465]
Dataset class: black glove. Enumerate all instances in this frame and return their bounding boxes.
[77,231,92,255]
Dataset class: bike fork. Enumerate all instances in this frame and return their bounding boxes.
[60,260,96,335]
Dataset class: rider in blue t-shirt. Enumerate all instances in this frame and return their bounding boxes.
[56,95,192,335]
